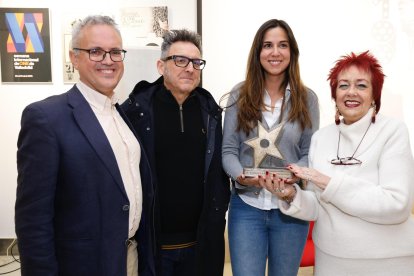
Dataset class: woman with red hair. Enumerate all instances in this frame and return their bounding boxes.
[260,51,414,275]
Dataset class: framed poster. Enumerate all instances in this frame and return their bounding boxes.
[63,33,79,83]
[61,14,88,83]
[0,8,52,83]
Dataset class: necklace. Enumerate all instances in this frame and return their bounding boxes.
[331,122,372,165]
[263,88,284,110]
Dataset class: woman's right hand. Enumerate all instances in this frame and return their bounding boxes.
[236,174,261,188]
[258,171,296,202]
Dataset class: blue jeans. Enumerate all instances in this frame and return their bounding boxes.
[228,192,309,276]
[160,245,196,276]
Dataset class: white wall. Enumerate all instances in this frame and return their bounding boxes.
[2,0,414,238]
[0,0,196,238]
[202,0,414,149]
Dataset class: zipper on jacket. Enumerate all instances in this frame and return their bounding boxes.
[179,104,184,133]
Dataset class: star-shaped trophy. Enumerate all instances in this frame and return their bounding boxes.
[243,121,292,178]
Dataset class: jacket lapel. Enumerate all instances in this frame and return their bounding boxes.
[67,87,128,198]
[116,103,137,138]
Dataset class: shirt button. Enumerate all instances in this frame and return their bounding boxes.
[122,205,130,211]
[146,127,150,131]
[207,149,211,154]
[139,112,144,116]
[254,191,259,195]
[125,239,132,247]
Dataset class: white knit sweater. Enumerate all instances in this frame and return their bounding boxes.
[280,108,414,259]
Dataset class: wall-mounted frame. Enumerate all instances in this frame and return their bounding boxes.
[62,6,170,84]
[0,7,52,83]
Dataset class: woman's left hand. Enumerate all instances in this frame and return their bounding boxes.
[283,174,300,185]
[287,164,331,190]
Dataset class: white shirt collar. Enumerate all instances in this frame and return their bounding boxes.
[76,81,118,112]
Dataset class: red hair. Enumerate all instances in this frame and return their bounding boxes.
[327,51,385,112]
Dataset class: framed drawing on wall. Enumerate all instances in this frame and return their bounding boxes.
[119,6,169,48]
[62,6,169,84]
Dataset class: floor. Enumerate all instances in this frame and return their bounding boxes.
[224,265,313,276]
[0,256,313,276]
[0,255,20,275]
[298,266,314,276]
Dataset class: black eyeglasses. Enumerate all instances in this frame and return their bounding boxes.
[73,48,127,62]
[331,157,362,165]
[163,55,206,70]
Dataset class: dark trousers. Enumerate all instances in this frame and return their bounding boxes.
[160,245,196,276]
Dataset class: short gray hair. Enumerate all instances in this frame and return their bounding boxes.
[161,29,202,59]
[71,15,121,49]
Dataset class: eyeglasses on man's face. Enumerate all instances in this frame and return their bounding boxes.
[163,55,206,70]
[330,157,362,166]
[73,48,127,62]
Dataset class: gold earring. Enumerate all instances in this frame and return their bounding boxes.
[371,103,376,123]
[335,106,340,125]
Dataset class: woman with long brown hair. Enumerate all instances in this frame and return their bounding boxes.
[222,19,319,275]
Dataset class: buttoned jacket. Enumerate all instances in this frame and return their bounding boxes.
[16,85,152,276]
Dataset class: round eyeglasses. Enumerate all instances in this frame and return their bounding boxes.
[163,55,206,70]
[73,48,127,62]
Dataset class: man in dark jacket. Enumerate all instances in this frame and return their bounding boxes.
[15,15,151,276]
[121,29,230,276]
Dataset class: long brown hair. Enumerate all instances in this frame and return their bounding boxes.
[237,19,312,134]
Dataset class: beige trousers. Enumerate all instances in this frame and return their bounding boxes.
[127,239,138,276]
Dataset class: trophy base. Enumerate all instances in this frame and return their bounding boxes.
[243,167,292,179]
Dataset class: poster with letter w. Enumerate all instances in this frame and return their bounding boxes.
[0,8,52,83]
